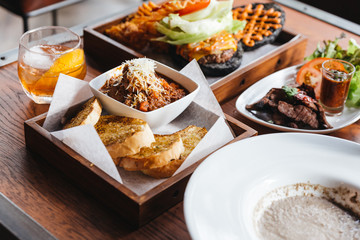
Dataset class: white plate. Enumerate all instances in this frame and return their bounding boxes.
[184,133,360,240]
[235,65,360,133]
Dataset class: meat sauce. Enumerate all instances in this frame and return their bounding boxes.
[100,59,187,112]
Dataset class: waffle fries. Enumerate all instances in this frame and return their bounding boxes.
[233,3,285,50]
[105,0,200,51]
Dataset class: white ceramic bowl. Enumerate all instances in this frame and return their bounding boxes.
[89,60,200,128]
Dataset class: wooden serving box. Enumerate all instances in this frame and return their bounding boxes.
[83,4,308,105]
[24,113,256,227]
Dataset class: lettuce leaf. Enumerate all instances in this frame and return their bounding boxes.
[347,38,360,55]
[305,35,344,60]
[306,35,360,107]
[154,0,246,45]
[154,22,210,45]
[181,0,231,21]
[346,66,360,107]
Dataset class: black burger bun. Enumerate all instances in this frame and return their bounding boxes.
[233,3,285,51]
[171,42,244,77]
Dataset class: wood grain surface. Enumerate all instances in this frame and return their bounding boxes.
[0,0,359,239]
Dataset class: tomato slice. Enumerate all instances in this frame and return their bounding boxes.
[295,58,331,99]
[178,0,211,16]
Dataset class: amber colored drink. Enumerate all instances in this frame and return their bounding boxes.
[18,44,86,98]
[18,26,85,104]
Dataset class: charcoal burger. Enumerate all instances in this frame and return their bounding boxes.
[155,0,246,76]
[173,30,243,76]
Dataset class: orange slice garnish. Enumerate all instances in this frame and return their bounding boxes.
[33,48,86,95]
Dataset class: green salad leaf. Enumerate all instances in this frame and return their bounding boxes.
[154,0,246,45]
[305,34,360,107]
[347,66,360,106]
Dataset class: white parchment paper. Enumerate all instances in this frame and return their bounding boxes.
[43,61,234,195]
[51,125,122,183]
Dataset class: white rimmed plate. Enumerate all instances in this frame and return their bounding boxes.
[184,133,360,240]
[235,65,360,133]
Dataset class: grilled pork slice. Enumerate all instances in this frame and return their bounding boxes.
[120,132,185,171]
[277,101,319,129]
[95,115,155,165]
[246,85,331,130]
[63,97,102,129]
[141,125,207,178]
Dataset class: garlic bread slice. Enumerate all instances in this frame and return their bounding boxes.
[141,125,207,178]
[95,115,155,164]
[120,132,185,171]
[63,96,102,129]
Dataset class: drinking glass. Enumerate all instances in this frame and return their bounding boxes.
[18,26,86,104]
[320,59,355,116]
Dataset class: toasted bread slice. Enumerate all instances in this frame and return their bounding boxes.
[63,97,102,129]
[141,125,207,178]
[120,132,185,171]
[95,115,155,165]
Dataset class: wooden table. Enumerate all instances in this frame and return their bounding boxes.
[1,0,359,239]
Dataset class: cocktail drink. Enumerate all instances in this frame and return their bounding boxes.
[18,26,86,104]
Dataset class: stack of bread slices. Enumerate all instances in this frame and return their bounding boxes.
[62,97,207,178]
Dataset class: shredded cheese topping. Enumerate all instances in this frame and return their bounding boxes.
[106,58,165,108]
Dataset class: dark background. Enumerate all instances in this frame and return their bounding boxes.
[298,0,359,24]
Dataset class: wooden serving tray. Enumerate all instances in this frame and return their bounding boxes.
[25,1,306,228]
[24,113,256,227]
[83,4,308,105]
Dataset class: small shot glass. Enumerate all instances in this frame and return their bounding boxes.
[319,59,355,116]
